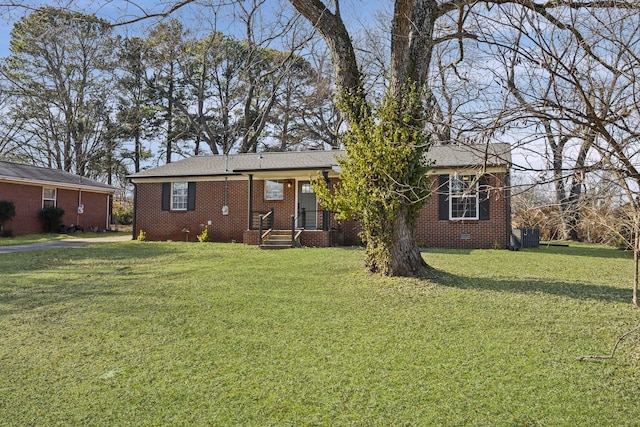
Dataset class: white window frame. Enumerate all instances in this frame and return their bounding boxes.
[265,180,284,201]
[42,187,57,208]
[171,182,189,211]
[449,174,478,220]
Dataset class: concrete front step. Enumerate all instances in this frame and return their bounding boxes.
[260,232,295,249]
[260,232,292,249]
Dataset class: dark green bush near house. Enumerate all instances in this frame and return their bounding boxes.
[38,206,65,233]
[0,200,16,236]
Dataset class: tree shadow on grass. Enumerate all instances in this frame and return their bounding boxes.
[525,245,633,260]
[426,245,634,260]
[427,269,631,304]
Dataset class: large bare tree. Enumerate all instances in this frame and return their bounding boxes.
[286,0,638,276]
[3,0,638,277]
[0,6,116,176]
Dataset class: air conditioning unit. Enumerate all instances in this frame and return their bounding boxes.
[510,228,540,250]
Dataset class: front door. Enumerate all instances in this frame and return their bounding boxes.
[297,181,317,229]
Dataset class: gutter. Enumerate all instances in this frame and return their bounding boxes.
[0,175,116,193]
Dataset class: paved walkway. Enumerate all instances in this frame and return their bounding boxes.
[0,234,132,254]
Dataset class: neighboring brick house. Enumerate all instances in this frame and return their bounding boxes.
[128,143,511,249]
[0,160,117,236]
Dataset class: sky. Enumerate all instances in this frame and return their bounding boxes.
[0,0,383,58]
[0,1,542,179]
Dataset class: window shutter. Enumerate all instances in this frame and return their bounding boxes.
[187,182,196,211]
[162,183,170,211]
[479,175,490,220]
[438,175,449,220]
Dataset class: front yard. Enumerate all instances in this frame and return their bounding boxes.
[0,241,638,425]
[0,231,130,246]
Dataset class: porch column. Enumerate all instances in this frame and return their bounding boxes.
[248,174,254,230]
[322,170,330,231]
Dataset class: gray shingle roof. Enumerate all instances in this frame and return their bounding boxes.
[127,143,511,179]
[427,143,512,168]
[128,150,342,179]
[0,161,117,192]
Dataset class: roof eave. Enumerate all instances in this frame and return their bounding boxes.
[0,175,117,193]
[233,166,335,173]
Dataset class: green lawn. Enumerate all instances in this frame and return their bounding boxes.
[0,231,130,246]
[1,242,639,425]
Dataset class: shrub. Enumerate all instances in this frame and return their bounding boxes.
[197,226,211,243]
[0,200,16,233]
[112,201,133,225]
[39,206,65,233]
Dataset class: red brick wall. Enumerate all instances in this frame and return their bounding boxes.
[133,172,510,248]
[415,173,510,249]
[134,180,251,242]
[250,179,297,230]
[0,181,111,235]
[0,182,41,235]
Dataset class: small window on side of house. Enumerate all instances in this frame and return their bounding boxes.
[265,180,284,200]
[43,187,57,208]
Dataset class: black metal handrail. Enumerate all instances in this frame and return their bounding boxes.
[290,213,306,246]
[293,208,330,231]
[290,208,333,245]
[294,208,307,229]
[258,208,274,246]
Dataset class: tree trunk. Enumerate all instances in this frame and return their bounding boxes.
[166,61,175,164]
[389,0,436,93]
[134,127,141,172]
[287,0,366,123]
[634,222,639,309]
[390,206,430,276]
[291,0,435,277]
[559,134,592,240]
[634,247,638,308]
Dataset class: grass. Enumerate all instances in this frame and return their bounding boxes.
[1,241,639,425]
[0,231,130,246]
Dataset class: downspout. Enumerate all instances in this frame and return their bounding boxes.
[505,170,512,249]
[132,182,137,239]
[248,174,253,230]
[108,193,113,231]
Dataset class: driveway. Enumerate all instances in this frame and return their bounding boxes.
[0,234,132,254]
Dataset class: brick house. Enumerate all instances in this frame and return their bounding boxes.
[128,143,511,249]
[0,160,117,236]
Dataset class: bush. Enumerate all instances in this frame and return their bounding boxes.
[197,226,211,243]
[39,206,65,233]
[0,200,16,233]
[112,202,133,225]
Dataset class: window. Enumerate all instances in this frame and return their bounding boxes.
[171,182,189,210]
[43,187,57,208]
[301,183,314,194]
[162,182,196,211]
[438,174,490,221]
[449,175,478,220]
[265,180,284,200]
